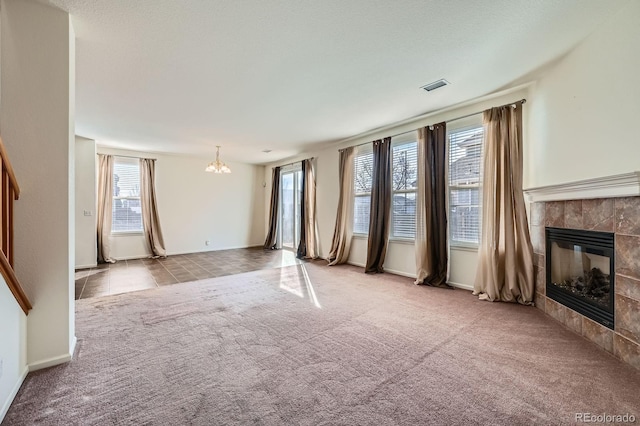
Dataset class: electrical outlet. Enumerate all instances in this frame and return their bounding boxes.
[205,240,210,246]
[83,210,92,216]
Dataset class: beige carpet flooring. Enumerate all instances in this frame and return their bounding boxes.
[4,261,640,425]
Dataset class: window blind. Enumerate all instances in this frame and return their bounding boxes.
[353,148,373,235]
[448,127,483,245]
[391,138,418,239]
[112,157,143,232]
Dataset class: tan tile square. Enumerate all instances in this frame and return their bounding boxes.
[615,197,640,235]
[614,334,640,370]
[545,201,565,227]
[535,266,545,295]
[564,200,583,229]
[564,308,582,335]
[582,317,614,353]
[615,294,640,344]
[545,298,565,323]
[530,202,545,226]
[616,235,640,281]
[583,198,614,232]
[530,225,545,255]
[534,293,546,311]
[616,274,640,302]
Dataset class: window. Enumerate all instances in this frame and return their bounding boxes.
[391,135,418,239]
[353,148,373,235]
[448,126,484,247]
[112,157,142,233]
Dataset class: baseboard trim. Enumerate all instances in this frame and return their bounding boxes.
[69,336,77,360]
[384,267,417,279]
[113,254,151,261]
[111,245,265,261]
[0,366,28,423]
[28,350,73,372]
[166,245,263,256]
[447,281,474,291]
[347,261,474,291]
[75,263,97,270]
[347,260,365,268]
[346,261,416,279]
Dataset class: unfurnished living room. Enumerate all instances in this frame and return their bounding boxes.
[1,0,640,424]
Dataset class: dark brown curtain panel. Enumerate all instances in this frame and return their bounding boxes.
[264,166,281,250]
[365,137,392,274]
[415,123,450,287]
[297,158,318,259]
[328,147,355,265]
[297,160,308,259]
[474,102,535,304]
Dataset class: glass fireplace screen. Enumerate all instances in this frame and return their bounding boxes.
[545,227,614,329]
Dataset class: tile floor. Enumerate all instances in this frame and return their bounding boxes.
[74,247,301,300]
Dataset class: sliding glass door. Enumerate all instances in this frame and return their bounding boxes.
[280,167,302,250]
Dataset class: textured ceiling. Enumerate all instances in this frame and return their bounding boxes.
[45,0,628,163]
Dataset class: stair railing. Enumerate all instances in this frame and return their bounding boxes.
[0,136,31,314]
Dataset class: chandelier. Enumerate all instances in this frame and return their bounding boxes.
[205,145,231,173]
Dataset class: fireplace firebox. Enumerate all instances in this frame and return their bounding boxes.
[545,227,615,329]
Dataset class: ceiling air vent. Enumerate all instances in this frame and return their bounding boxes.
[421,79,449,92]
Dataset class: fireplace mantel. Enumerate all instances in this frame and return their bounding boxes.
[524,172,640,202]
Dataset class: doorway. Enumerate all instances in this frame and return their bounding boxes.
[279,166,302,251]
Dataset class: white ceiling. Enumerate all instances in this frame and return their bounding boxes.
[44,0,628,164]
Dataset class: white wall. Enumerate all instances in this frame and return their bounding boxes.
[0,0,75,369]
[0,5,27,422]
[264,88,530,289]
[526,1,640,189]
[262,1,640,288]
[75,137,96,269]
[0,276,27,423]
[97,147,265,259]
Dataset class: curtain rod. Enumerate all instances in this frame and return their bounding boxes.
[107,154,157,161]
[339,98,526,151]
[276,157,314,169]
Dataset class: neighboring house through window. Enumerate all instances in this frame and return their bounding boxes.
[448,125,484,247]
[391,133,418,239]
[112,157,143,233]
[353,147,373,235]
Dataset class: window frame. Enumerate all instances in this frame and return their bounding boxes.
[352,147,373,237]
[447,119,484,250]
[111,156,143,235]
[278,162,303,250]
[390,134,418,241]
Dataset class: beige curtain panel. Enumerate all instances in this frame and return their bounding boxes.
[97,154,115,263]
[297,158,319,259]
[328,147,355,265]
[365,137,392,274]
[264,167,281,250]
[415,123,450,287]
[473,102,534,304]
[140,158,167,258]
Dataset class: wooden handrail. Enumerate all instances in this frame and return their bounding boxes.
[0,135,30,314]
[0,250,31,313]
[0,136,20,200]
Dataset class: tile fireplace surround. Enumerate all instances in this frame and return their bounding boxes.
[529,195,640,371]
